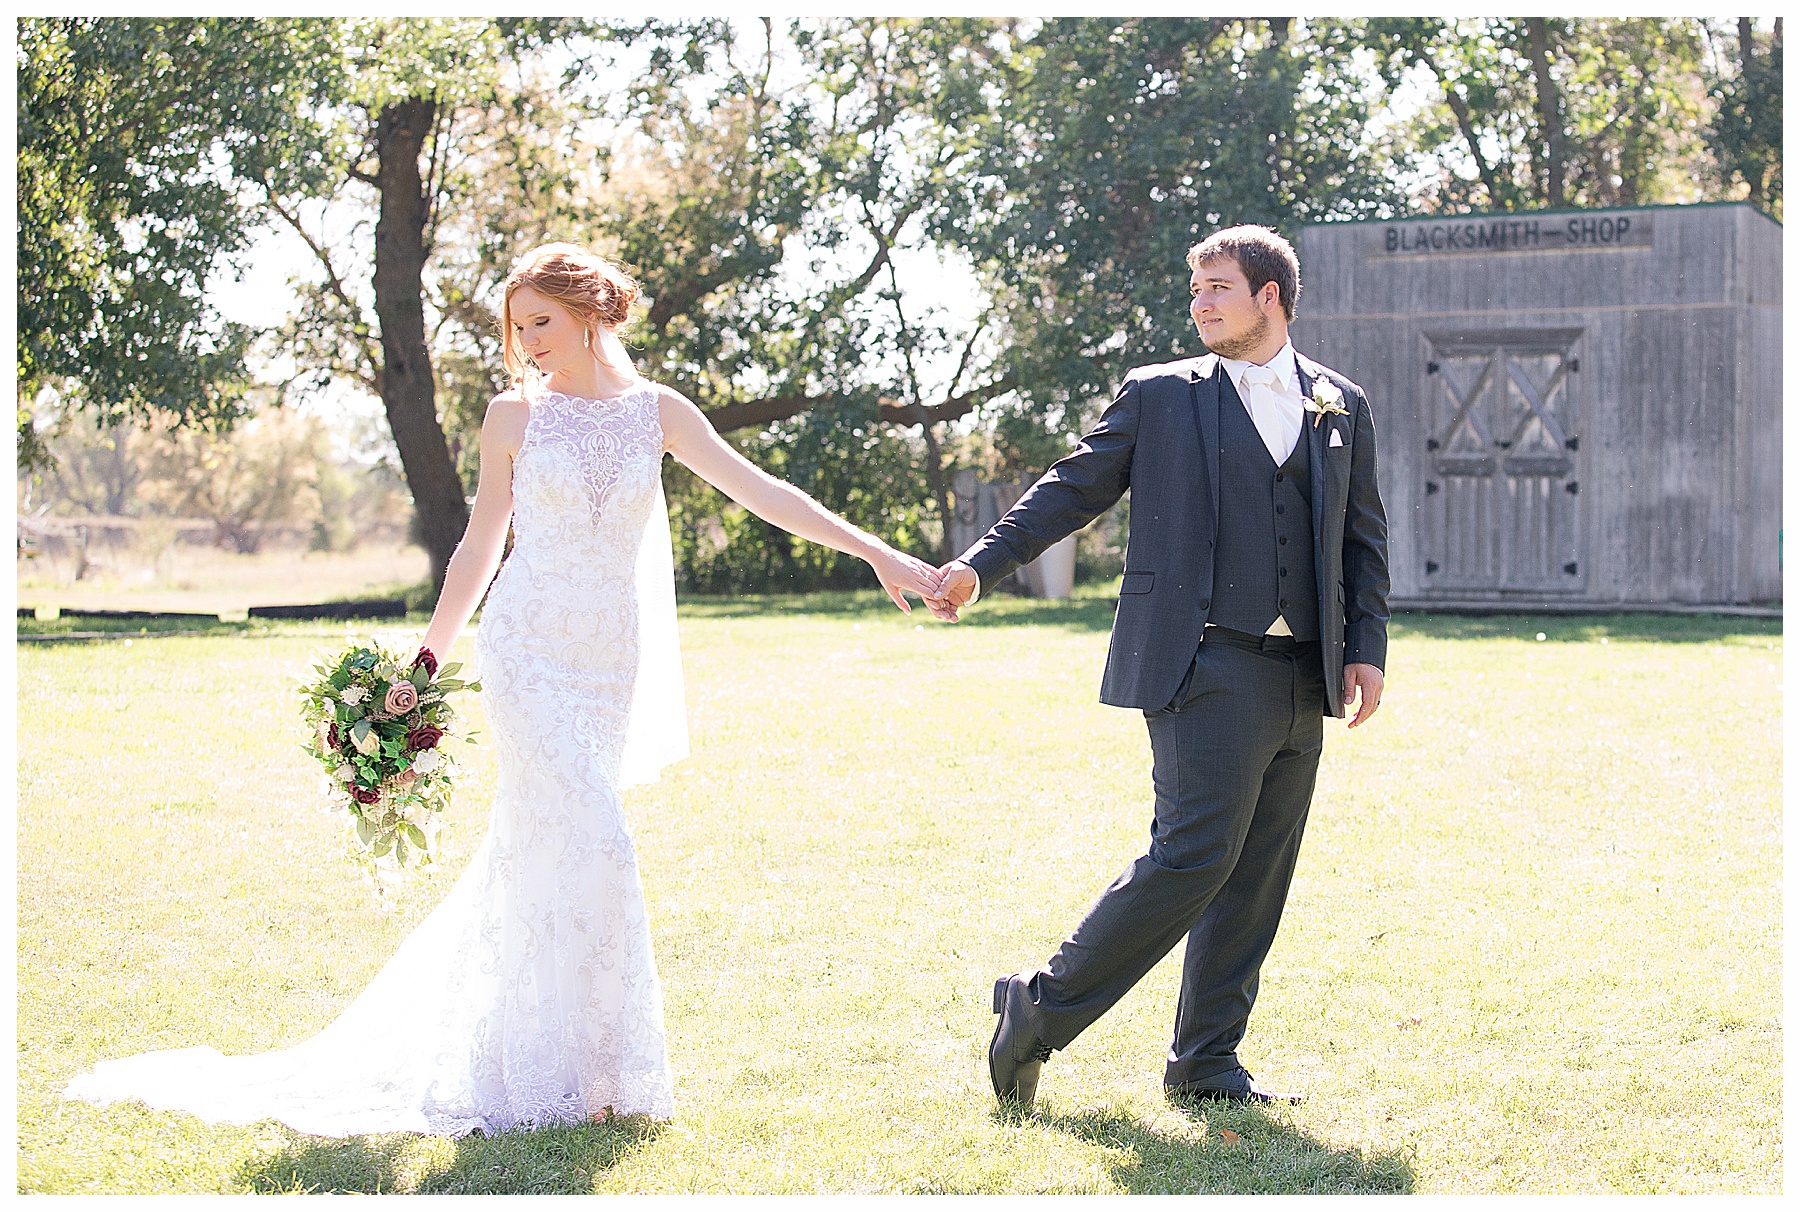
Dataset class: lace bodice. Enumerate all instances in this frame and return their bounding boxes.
[506,384,666,590]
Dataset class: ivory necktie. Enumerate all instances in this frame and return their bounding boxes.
[1236,366,1299,463]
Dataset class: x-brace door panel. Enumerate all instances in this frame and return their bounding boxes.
[1419,329,1585,594]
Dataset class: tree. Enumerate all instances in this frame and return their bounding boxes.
[943,17,1401,459]
[16,18,332,469]
[1365,19,1716,214]
[1705,18,1783,217]
[137,405,332,553]
[260,18,624,593]
[19,17,629,593]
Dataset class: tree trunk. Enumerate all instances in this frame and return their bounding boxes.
[918,421,954,563]
[1524,19,1567,207]
[1738,17,1764,209]
[371,96,467,598]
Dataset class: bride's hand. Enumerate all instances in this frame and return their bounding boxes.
[868,547,944,615]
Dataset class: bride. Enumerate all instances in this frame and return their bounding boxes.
[65,243,943,1137]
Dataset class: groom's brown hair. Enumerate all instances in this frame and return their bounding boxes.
[1186,226,1301,322]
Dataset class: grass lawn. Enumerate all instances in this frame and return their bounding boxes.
[15,590,1782,1193]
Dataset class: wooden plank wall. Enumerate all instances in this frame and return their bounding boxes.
[1292,203,1781,609]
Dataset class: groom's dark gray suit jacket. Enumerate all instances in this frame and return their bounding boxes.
[964,352,1390,718]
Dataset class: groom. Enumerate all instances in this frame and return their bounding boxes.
[927,225,1389,1110]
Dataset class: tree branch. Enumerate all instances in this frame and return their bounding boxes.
[263,188,382,386]
[1437,73,1508,208]
[698,372,1018,435]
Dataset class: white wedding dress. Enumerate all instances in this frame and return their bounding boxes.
[66,382,690,1137]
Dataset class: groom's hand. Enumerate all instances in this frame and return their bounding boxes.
[924,560,978,621]
[1343,663,1384,728]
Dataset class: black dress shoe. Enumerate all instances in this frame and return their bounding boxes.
[1167,1066,1305,1105]
[989,975,1053,1111]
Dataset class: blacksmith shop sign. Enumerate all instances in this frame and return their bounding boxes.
[1378,210,1653,255]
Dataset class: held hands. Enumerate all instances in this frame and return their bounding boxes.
[869,547,946,614]
[1344,662,1384,727]
[923,560,978,622]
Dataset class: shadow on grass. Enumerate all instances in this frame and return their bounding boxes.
[678,588,1779,646]
[1035,1104,1414,1194]
[1390,610,1780,645]
[238,1115,665,1195]
[678,586,1123,632]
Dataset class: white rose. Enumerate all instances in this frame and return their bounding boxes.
[334,764,356,782]
[410,749,442,776]
[352,727,382,756]
[1312,379,1344,406]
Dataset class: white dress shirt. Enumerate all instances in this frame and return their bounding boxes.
[1220,341,1305,465]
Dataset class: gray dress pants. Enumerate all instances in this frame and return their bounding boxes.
[1020,627,1326,1088]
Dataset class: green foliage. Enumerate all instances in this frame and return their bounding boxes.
[18,17,1781,593]
[1364,19,1743,214]
[663,408,939,595]
[944,18,1404,451]
[16,18,335,464]
[1704,19,1783,218]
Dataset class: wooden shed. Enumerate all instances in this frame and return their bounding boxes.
[1291,202,1781,612]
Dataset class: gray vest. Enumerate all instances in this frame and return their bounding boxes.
[1209,381,1320,641]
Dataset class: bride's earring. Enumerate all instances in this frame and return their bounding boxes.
[584,329,592,349]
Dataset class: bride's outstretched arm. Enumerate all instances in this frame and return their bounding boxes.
[421,394,529,658]
[658,387,943,612]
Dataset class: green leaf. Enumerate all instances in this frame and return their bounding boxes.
[438,662,463,679]
[394,836,410,866]
[401,820,427,850]
[410,664,430,692]
[355,816,374,845]
[433,678,465,692]
[373,833,394,858]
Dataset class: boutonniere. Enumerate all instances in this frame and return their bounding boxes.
[1303,378,1348,429]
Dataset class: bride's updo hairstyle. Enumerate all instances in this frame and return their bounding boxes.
[501,243,641,384]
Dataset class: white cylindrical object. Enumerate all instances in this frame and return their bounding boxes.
[1034,534,1077,599]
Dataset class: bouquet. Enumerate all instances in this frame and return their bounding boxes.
[300,640,479,872]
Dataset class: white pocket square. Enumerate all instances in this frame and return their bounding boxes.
[1328,429,1344,448]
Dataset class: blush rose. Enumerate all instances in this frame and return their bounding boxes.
[384,681,420,714]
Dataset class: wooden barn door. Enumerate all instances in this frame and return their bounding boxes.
[1420,329,1585,596]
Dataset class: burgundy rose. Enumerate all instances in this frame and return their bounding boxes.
[413,647,439,677]
[352,786,381,805]
[327,722,341,750]
[407,724,445,751]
